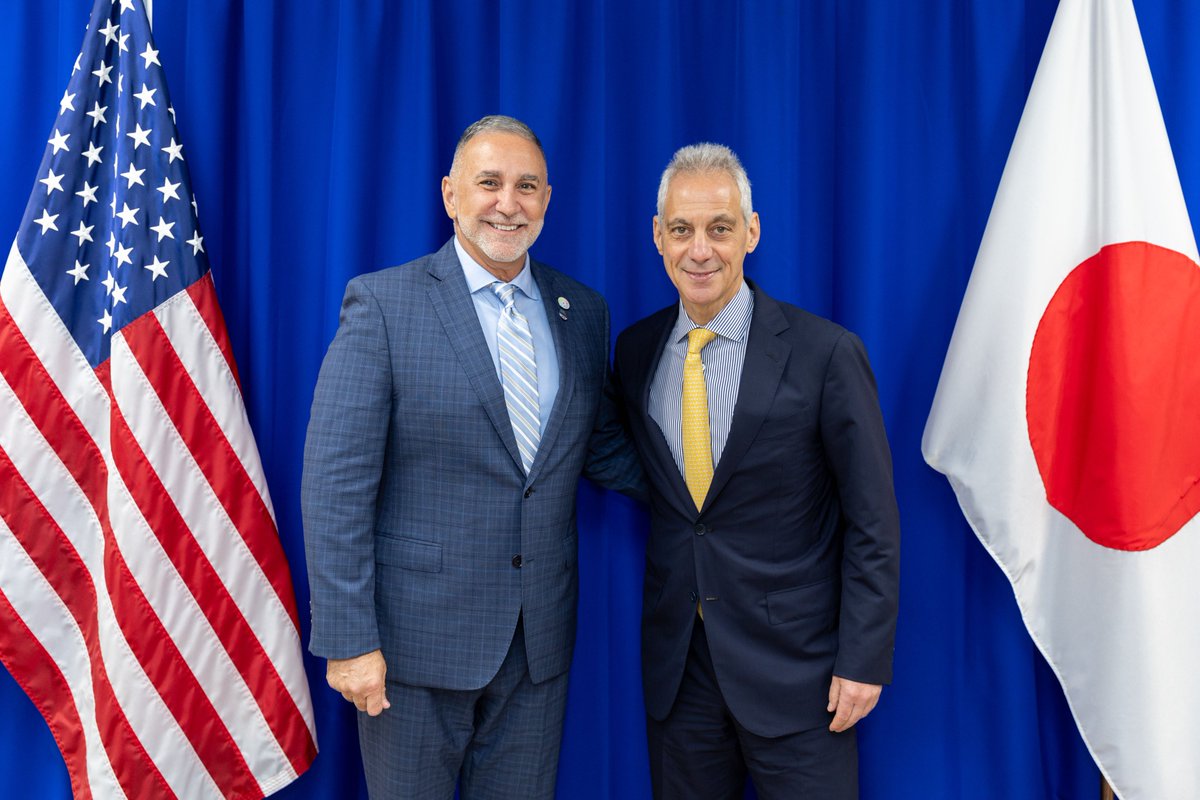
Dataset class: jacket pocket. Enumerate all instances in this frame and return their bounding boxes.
[376,533,442,573]
[765,578,835,625]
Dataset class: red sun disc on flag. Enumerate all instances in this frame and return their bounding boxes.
[1027,241,1200,551]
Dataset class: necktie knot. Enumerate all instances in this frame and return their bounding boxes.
[687,327,718,355]
[491,281,519,310]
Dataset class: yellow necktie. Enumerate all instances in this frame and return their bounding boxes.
[682,328,718,511]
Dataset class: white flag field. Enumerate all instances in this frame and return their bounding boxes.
[923,0,1200,798]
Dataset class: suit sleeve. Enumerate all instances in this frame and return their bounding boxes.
[582,306,648,502]
[820,331,901,685]
[301,277,392,660]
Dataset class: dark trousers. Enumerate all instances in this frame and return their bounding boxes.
[358,618,568,800]
[647,619,859,800]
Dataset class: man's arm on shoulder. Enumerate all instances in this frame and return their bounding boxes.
[302,276,394,662]
[820,331,901,693]
[582,307,648,501]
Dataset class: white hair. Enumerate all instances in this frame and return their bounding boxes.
[656,142,753,222]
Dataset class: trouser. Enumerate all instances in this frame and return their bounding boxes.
[358,618,569,799]
[647,618,859,800]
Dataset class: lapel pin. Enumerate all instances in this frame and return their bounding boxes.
[557,296,570,310]
[559,310,569,321]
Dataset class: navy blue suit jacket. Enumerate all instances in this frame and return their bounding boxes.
[303,239,642,689]
[613,280,900,736]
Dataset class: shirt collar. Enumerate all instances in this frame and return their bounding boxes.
[455,235,539,300]
[670,280,753,344]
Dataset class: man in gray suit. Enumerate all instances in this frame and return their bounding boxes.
[302,115,642,799]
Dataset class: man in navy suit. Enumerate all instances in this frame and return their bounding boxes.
[613,143,900,799]
[302,115,642,799]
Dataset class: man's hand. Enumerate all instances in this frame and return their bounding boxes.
[827,675,881,733]
[327,650,390,716]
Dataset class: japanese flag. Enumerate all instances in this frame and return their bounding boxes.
[922,0,1200,798]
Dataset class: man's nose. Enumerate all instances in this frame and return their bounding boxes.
[688,232,713,261]
[495,188,520,216]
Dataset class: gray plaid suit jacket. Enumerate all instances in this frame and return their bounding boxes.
[303,238,642,689]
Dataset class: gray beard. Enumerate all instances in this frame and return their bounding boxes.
[463,219,543,266]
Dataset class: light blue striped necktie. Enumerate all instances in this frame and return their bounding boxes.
[490,281,540,473]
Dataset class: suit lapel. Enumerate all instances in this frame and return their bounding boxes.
[703,284,790,512]
[634,309,698,516]
[526,263,574,482]
[425,240,525,472]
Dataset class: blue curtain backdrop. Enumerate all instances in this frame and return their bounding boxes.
[3,1,1197,797]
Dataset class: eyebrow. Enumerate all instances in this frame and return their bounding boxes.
[667,213,738,226]
[474,170,542,183]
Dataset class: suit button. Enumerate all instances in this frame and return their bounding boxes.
[512,554,523,568]
[694,523,707,535]
[689,591,698,603]
[524,487,534,498]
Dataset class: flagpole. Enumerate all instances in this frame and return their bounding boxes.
[1100,774,1114,800]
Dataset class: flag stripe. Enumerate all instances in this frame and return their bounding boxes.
[0,295,108,510]
[104,418,263,795]
[0,442,171,800]
[110,330,317,770]
[1,249,108,434]
[108,359,313,781]
[186,273,241,389]
[107,334,296,678]
[109,402,296,791]
[0,536,107,800]
[0,320,224,799]
[119,312,301,627]
[160,285,276,523]
[99,495,256,798]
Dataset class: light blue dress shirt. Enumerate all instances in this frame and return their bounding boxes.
[648,280,753,475]
[455,236,559,435]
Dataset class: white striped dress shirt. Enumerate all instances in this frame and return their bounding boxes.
[649,281,754,476]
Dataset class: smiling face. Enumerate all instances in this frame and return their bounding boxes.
[654,170,760,325]
[441,131,552,281]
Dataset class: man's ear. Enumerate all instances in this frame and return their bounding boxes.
[441,176,456,220]
[745,211,761,253]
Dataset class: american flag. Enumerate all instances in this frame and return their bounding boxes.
[0,0,317,797]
